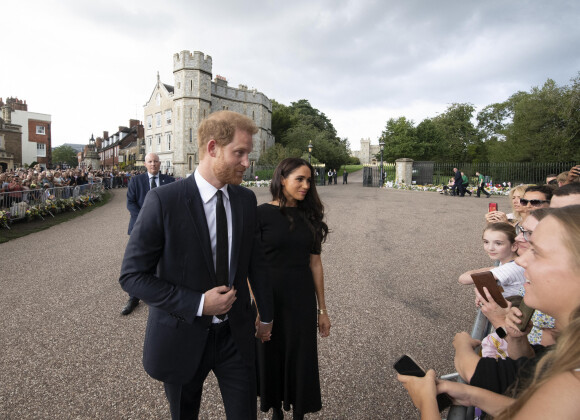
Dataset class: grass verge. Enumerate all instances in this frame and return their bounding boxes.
[0,191,112,244]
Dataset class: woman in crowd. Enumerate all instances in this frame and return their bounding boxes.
[398,205,580,419]
[485,184,527,226]
[256,158,331,420]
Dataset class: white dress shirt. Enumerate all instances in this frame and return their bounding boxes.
[194,170,232,320]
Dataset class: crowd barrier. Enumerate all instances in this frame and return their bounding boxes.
[0,182,105,226]
[445,309,492,419]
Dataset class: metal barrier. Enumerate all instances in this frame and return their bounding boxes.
[0,182,105,226]
[446,309,492,419]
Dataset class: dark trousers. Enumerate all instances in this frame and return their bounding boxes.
[477,185,490,197]
[164,322,257,420]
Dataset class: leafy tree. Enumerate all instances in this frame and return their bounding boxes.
[270,99,350,168]
[52,145,78,168]
[432,103,482,162]
[377,117,418,161]
[415,118,446,161]
[258,143,301,166]
[477,75,580,162]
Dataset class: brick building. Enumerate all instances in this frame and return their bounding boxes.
[0,97,52,169]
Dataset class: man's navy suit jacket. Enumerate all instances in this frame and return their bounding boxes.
[127,172,175,234]
[119,175,273,384]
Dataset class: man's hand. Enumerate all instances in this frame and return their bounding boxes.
[398,370,439,416]
[255,316,272,342]
[202,286,236,316]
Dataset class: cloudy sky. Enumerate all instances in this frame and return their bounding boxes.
[2,0,579,150]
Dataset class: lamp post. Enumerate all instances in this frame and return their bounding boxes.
[379,140,385,186]
[307,141,313,164]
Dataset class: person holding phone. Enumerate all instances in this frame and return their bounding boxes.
[458,223,523,298]
[398,205,580,419]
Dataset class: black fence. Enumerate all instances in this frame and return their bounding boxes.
[413,161,575,186]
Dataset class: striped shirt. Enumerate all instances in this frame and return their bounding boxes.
[491,261,526,297]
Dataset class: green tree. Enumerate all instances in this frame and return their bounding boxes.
[378,117,419,161]
[270,99,350,168]
[415,118,446,161]
[258,143,302,166]
[52,145,78,168]
[432,103,482,162]
[477,75,580,162]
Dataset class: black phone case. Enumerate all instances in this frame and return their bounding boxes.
[393,355,453,412]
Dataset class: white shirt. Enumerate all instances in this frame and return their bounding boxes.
[148,173,158,189]
[194,170,232,319]
[491,261,526,297]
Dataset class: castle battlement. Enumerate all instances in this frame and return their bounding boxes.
[173,50,212,74]
[211,83,271,109]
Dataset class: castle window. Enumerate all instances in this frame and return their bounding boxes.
[189,128,193,143]
[189,156,192,170]
[165,110,172,125]
[166,133,171,151]
[156,93,161,106]
[148,136,152,147]
[190,80,193,91]
[36,126,46,135]
[147,116,152,129]
[156,113,161,127]
[156,134,161,146]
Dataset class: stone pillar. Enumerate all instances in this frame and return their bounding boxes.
[395,158,414,185]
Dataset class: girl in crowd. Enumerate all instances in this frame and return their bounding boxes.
[256,158,331,420]
[398,205,580,419]
[458,223,524,298]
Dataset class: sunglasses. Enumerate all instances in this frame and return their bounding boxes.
[520,198,550,206]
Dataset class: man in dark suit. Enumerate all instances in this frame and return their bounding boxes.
[120,152,175,315]
[452,167,463,197]
[119,111,273,419]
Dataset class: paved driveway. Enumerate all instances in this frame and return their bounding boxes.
[0,172,508,419]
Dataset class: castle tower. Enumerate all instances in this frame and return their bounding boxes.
[172,50,213,176]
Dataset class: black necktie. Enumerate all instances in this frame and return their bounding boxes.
[215,190,229,287]
[150,176,157,190]
[215,190,229,320]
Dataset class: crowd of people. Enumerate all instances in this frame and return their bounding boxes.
[398,165,580,419]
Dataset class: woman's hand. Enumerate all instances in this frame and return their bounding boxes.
[474,287,511,328]
[485,211,508,223]
[318,313,331,337]
[505,305,532,337]
[398,370,439,415]
[453,331,481,352]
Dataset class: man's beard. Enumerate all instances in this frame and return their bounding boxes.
[214,157,245,185]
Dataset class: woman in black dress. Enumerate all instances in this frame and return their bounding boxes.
[256,158,331,420]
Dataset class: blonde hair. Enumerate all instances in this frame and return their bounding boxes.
[495,205,580,419]
[197,111,258,158]
[509,184,528,224]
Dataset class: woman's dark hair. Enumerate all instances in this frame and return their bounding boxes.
[270,158,329,246]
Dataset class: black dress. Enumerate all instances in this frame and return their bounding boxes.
[256,203,322,415]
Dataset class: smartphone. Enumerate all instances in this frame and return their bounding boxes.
[516,300,535,332]
[488,202,498,212]
[393,355,453,412]
[471,271,508,308]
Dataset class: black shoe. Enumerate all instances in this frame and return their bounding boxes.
[121,298,139,315]
[272,408,284,420]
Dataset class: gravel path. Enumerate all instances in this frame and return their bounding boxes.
[0,172,509,419]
